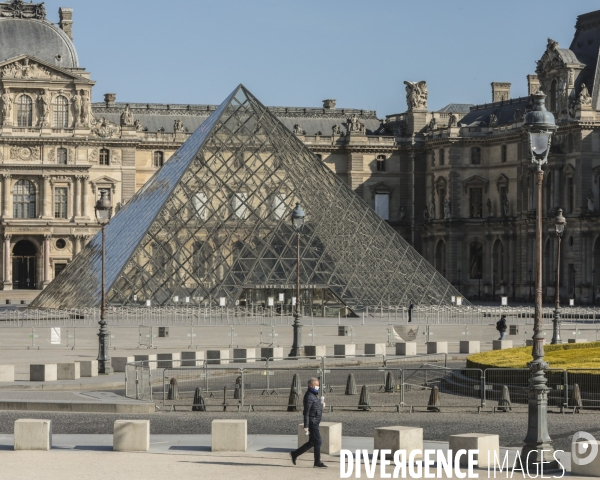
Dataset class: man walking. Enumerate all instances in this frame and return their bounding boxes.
[496,314,507,340]
[290,378,327,468]
[408,302,414,322]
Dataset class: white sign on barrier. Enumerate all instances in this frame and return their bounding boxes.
[268,297,274,307]
[570,299,575,306]
[219,297,226,307]
[456,297,463,306]
[278,293,284,302]
[292,297,296,306]
[51,327,61,345]
[146,300,151,307]
[501,296,508,306]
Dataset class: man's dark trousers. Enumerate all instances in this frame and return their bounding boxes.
[294,421,322,464]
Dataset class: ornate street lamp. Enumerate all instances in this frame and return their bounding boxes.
[521,91,557,466]
[512,269,516,302]
[95,191,113,374]
[551,209,566,345]
[288,202,305,357]
[529,268,533,302]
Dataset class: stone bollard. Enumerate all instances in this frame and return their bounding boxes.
[297,422,342,455]
[181,351,204,367]
[192,387,206,412]
[497,385,512,412]
[572,439,600,477]
[384,371,396,393]
[287,374,301,412]
[358,385,371,411]
[233,348,256,363]
[459,341,480,354]
[30,364,57,382]
[427,386,441,412]
[570,383,582,412]
[113,420,150,452]
[345,373,357,395]
[396,342,417,356]
[167,378,179,400]
[111,356,134,372]
[0,365,15,382]
[365,343,386,356]
[57,362,80,380]
[333,344,356,358]
[374,426,423,460]
[448,433,499,468]
[14,419,52,450]
[206,350,230,365]
[157,353,181,368]
[234,376,242,400]
[79,361,98,377]
[426,342,448,354]
[260,347,283,360]
[304,345,326,359]
[492,340,513,350]
[211,419,247,452]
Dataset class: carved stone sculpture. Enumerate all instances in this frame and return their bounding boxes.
[488,114,498,127]
[578,83,592,107]
[399,204,405,221]
[71,91,81,126]
[429,202,435,219]
[423,206,429,220]
[502,195,509,217]
[448,113,457,128]
[1,88,13,125]
[81,90,91,125]
[428,117,437,131]
[37,89,51,127]
[332,124,341,135]
[120,104,134,126]
[134,119,143,131]
[443,198,451,219]
[174,119,186,132]
[346,114,365,134]
[292,124,305,135]
[404,80,428,110]
[588,194,594,213]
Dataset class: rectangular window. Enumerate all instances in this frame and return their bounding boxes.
[438,188,446,218]
[374,193,390,220]
[193,192,207,220]
[54,187,68,219]
[439,149,445,166]
[272,193,286,220]
[471,147,481,165]
[470,188,483,218]
[501,145,507,163]
[567,177,574,213]
[376,155,386,172]
[232,192,247,219]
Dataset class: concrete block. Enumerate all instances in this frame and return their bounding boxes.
[334,344,356,357]
[14,419,52,450]
[260,347,283,360]
[492,340,513,350]
[568,338,588,344]
[365,343,386,356]
[304,345,326,359]
[157,353,181,368]
[0,365,15,382]
[374,426,423,460]
[459,341,481,354]
[572,439,600,477]
[181,351,204,367]
[113,420,149,452]
[297,422,342,455]
[57,362,80,380]
[112,356,134,372]
[233,348,256,363]
[426,342,448,354]
[134,354,157,364]
[30,364,57,382]
[449,433,499,468]
[207,350,230,365]
[396,342,417,356]
[526,339,546,346]
[79,361,98,377]
[211,419,247,452]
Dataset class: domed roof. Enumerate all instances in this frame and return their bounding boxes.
[0,17,78,68]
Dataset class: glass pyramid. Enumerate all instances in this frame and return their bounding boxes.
[32,85,463,312]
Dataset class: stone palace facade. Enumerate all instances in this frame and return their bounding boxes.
[1,1,600,304]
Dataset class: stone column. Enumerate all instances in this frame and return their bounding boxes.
[43,235,51,287]
[74,175,81,218]
[3,234,11,290]
[42,175,51,219]
[2,174,11,219]
[81,176,89,218]
[74,234,82,255]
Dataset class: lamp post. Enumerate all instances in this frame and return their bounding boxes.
[289,202,305,357]
[457,268,461,294]
[593,269,596,305]
[521,91,557,466]
[551,209,566,345]
[528,268,533,302]
[95,191,113,374]
[512,269,516,302]
[492,269,497,302]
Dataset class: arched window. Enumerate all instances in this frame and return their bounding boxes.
[57,147,67,165]
[470,241,483,279]
[272,193,286,220]
[471,147,481,165]
[376,155,386,172]
[153,151,164,167]
[52,95,69,128]
[13,180,36,218]
[16,95,32,127]
[99,148,110,166]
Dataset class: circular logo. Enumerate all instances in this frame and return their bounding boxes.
[19,147,31,160]
[572,431,598,466]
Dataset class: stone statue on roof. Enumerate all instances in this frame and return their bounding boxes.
[443,198,451,219]
[578,83,592,107]
[71,90,81,126]
[347,114,365,134]
[404,80,428,111]
[332,124,341,135]
[448,113,457,128]
[120,104,134,127]
[81,90,91,125]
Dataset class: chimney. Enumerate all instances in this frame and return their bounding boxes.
[491,82,511,102]
[59,8,73,41]
[323,99,336,109]
[527,74,540,95]
[104,93,116,106]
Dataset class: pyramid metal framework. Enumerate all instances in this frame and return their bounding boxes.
[32,85,463,311]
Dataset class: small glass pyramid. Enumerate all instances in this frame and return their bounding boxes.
[32,85,462,312]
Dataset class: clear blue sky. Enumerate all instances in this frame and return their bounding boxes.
[47,0,589,116]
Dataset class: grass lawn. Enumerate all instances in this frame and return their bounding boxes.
[467,341,600,370]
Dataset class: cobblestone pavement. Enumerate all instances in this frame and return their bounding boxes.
[0,408,597,453]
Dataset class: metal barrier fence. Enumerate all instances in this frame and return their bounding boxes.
[2,305,600,327]
[124,360,600,413]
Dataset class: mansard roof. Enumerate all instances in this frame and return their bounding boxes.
[458,96,530,128]
[91,102,383,135]
[437,103,473,113]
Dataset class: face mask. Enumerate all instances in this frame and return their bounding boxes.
[313,386,319,392]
